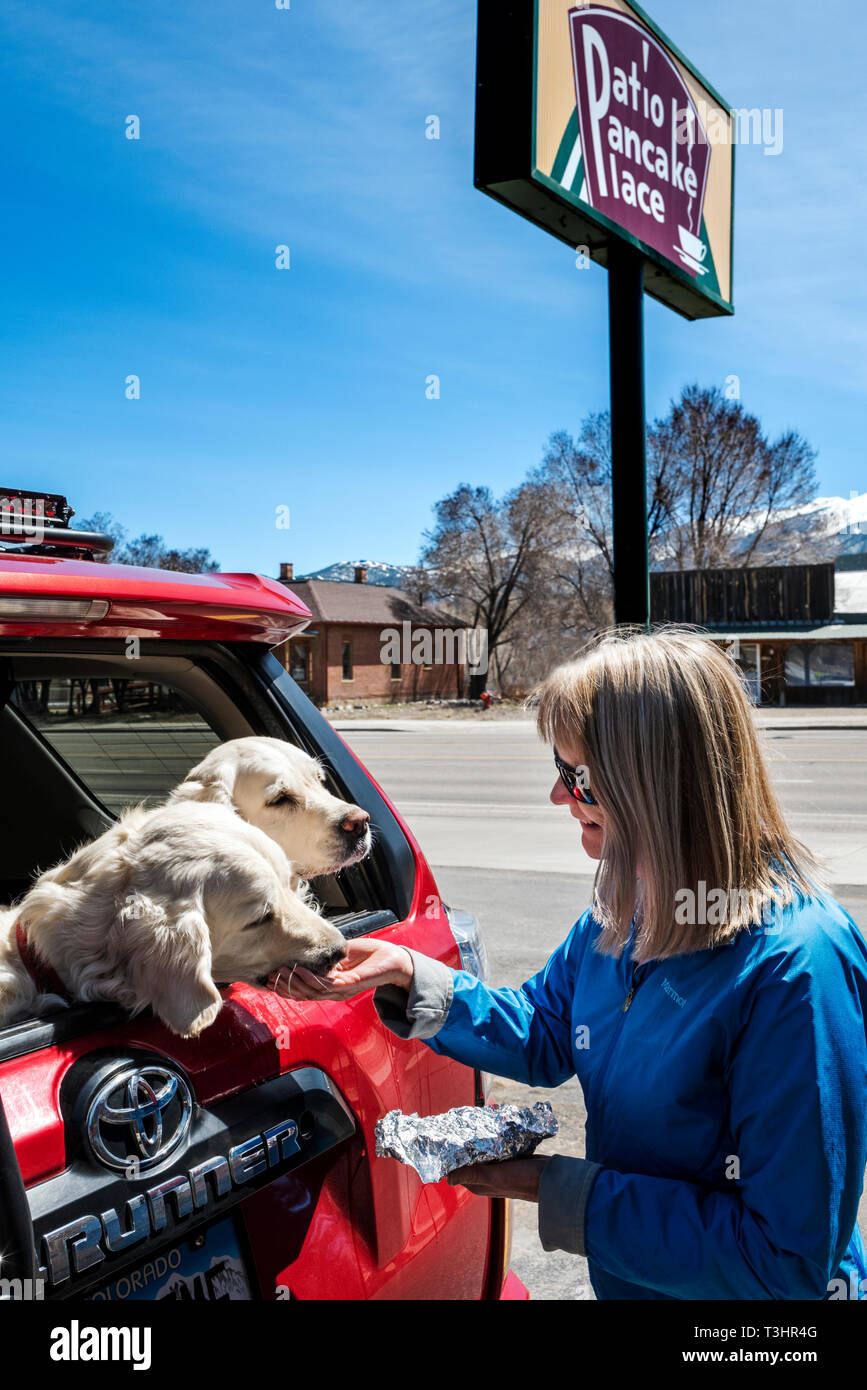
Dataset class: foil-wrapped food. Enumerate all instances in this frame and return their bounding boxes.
[374,1102,558,1184]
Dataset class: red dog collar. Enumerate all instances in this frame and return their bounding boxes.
[15,922,70,1001]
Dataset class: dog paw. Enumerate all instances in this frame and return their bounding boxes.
[182,1000,223,1037]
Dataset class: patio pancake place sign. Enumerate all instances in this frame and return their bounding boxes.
[569,9,709,277]
[475,0,735,319]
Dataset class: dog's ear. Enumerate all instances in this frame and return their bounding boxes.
[118,894,223,1037]
[169,755,236,808]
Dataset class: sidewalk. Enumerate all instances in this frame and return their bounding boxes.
[332,708,867,733]
[754,707,867,730]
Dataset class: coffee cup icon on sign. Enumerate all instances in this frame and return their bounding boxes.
[676,225,708,275]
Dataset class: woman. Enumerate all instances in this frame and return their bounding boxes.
[271,627,867,1301]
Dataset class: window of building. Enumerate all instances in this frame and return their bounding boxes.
[342,641,353,681]
[390,663,401,681]
[810,642,855,685]
[785,642,854,686]
[784,645,808,686]
[289,642,309,683]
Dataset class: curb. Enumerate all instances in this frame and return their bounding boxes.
[756,722,867,732]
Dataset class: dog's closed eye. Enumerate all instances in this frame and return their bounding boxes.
[266,791,299,809]
[244,908,275,930]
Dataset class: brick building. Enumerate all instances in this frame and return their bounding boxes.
[274,564,466,705]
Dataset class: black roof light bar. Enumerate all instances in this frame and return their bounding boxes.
[0,487,114,559]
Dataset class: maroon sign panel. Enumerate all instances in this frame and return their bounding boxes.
[568,6,710,278]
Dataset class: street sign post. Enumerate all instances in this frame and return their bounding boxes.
[475,0,735,624]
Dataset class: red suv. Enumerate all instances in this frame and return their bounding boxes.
[0,491,528,1302]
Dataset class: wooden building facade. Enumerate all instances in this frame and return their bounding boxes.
[650,561,867,706]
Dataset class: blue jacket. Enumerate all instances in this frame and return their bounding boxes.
[374,888,867,1300]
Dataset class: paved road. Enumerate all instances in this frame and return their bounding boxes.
[334,718,867,889]
[334,717,867,1301]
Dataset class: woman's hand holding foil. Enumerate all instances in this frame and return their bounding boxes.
[446,1156,550,1202]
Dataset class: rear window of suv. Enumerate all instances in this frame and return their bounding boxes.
[15,678,221,814]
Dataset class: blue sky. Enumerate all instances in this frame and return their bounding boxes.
[0,0,864,576]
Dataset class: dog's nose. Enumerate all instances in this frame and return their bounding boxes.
[341,810,370,838]
[309,941,347,974]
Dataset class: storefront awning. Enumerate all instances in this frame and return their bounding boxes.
[707,625,867,642]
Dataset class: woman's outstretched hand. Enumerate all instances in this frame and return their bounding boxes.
[268,936,414,1002]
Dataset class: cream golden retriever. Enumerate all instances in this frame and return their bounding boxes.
[0,802,348,1037]
[167,737,372,889]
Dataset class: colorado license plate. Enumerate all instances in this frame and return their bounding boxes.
[88,1216,255,1302]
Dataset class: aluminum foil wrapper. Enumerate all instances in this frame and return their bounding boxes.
[374,1102,558,1184]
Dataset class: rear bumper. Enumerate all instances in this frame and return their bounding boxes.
[499,1269,530,1300]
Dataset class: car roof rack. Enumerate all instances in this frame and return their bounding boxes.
[0,486,114,560]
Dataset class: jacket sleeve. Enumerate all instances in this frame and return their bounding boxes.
[565,930,867,1299]
[373,914,592,1089]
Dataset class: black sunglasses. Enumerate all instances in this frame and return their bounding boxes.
[553,749,597,806]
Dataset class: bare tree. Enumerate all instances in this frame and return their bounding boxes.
[650,385,821,569]
[421,482,553,696]
[529,409,676,642]
[79,512,220,572]
[536,415,615,577]
[534,385,825,583]
[402,564,434,607]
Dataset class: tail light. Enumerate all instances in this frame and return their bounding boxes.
[443,905,489,981]
[0,598,110,621]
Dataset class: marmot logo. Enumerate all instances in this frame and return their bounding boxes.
[661,977,686,1008]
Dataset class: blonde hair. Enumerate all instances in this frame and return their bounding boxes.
[530,626,825,962]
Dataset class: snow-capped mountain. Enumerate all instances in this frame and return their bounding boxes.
[726,492,867,564]
[642,492,867,570]
[297,559,417,587]
[804,493,867,554]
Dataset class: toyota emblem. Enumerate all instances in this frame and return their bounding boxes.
[85,1065,193,1173]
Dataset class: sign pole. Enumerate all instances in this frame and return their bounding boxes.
[608,238,649,629]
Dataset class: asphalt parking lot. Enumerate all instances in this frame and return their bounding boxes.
[335,714,867,1301]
